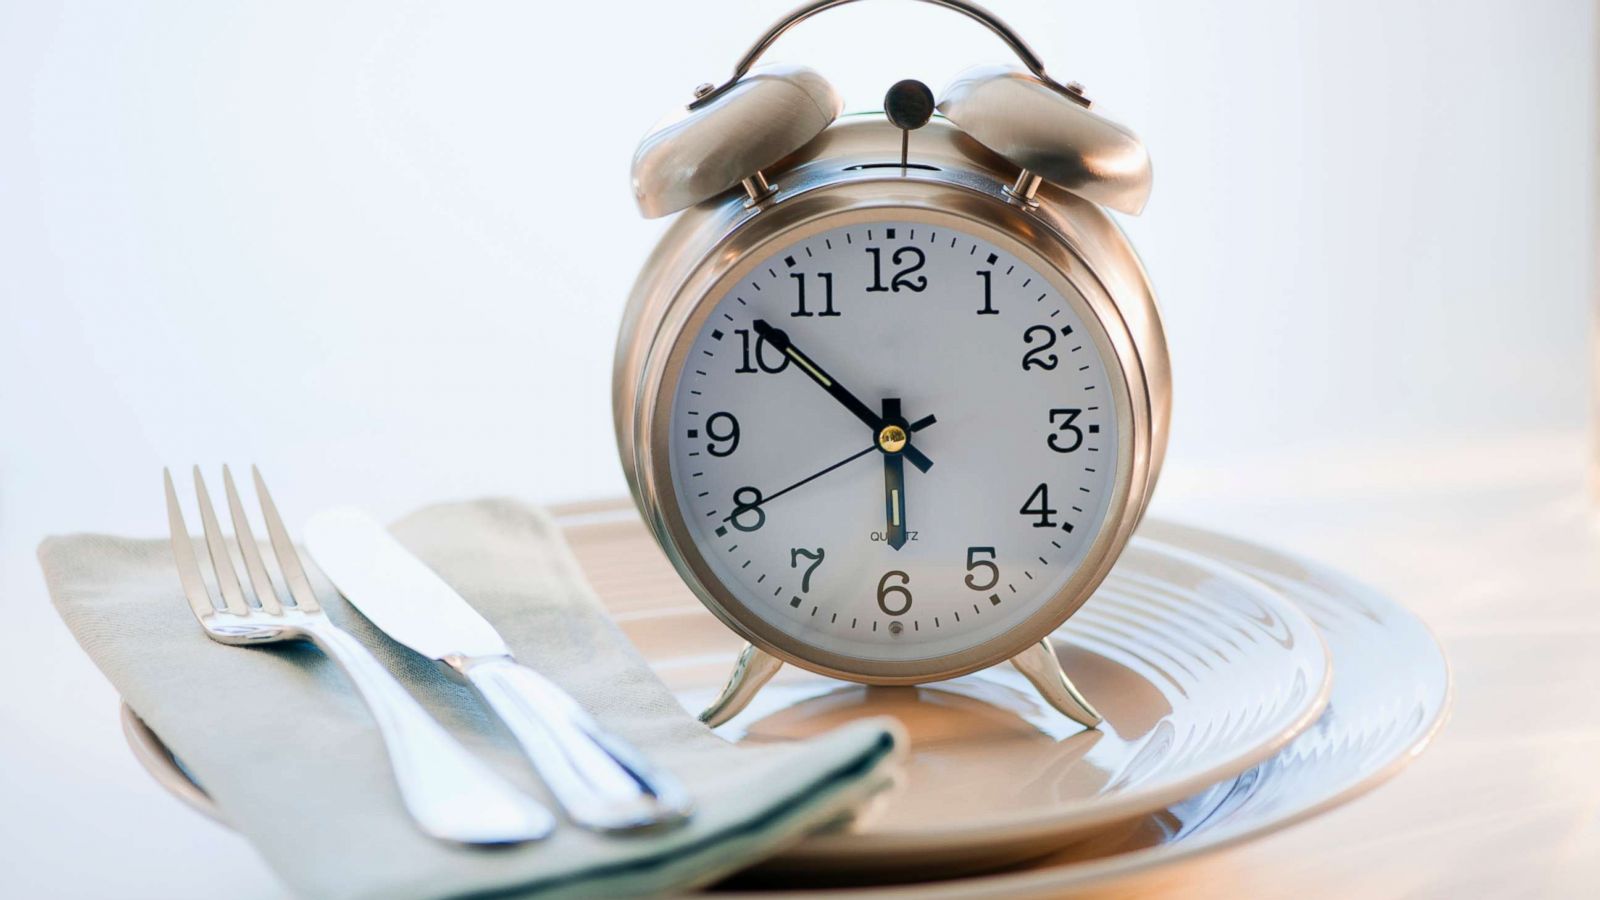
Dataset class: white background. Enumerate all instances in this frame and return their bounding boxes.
[0,1,1592,896]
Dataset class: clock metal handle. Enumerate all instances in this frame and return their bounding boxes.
[690,0,1070,110]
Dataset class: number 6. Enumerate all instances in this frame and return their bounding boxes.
[876,570,912,616]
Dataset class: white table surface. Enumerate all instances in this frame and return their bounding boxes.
[3,1,1595,895]
[5,430,1597,898]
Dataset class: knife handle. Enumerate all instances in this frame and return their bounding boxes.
[462,655,693,832]
[304,622,555,844]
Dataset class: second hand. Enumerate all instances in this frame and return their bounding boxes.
[724,413,936,524]
[723,445,875,523]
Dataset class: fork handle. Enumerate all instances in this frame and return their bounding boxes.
[463,655,693,832]
[305,624,555,844]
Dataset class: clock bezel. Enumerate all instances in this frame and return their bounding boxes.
[622,168,1161,684]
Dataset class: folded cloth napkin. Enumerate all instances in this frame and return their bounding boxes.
[41,499,904,900]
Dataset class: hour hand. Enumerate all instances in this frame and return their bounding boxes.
[882,399,908,550]
[753,319,934,473]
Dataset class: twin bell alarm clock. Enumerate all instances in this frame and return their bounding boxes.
[613,0,1170,728]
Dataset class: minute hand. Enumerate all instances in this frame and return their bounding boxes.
[753,320,934,472]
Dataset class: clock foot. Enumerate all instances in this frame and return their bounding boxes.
[1011,638,1103,729]
[699,643,784,727]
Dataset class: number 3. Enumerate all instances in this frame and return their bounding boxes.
[1048,408,1085,453]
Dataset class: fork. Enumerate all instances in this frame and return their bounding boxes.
[164,465,555,845]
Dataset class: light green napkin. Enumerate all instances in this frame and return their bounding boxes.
[41,499,904,899]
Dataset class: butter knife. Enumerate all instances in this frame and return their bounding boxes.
[304,507,692,832]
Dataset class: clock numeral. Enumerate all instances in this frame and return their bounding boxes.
[705,411,740,457]
[865,246,927,293]
[1020,483,1059,528]
[790,272,839,317]
[964,546,1000,592]
[729,486,766,532]
[1047,408,1085,453]
[733,328,790,374]
[1021,324,1066,371]
[975,270,998,315]
[790,547,825,592]
[876,569,913,616]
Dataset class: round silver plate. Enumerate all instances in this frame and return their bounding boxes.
[121,514,1448,894]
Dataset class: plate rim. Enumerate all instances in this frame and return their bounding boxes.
[779,537,1332,858]
[120,506,1335,868]
[760,519,1453,897]
[118,509,1451,895]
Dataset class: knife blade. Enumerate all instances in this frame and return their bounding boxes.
[304,507,509,661]
[303,506,692,832]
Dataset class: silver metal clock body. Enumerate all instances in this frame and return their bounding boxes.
[614,116,1170,707]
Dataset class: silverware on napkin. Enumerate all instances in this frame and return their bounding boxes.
[164,467,554,845]
[304,506,693,832]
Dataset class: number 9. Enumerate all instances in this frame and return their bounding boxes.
[706,412,740,457]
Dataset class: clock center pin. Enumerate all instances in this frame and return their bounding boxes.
[878,423,909,454]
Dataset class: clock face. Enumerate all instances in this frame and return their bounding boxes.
[665,218,1123,666]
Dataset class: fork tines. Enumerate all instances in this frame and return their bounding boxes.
[164,465,320,621]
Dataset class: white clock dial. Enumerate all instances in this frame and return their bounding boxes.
[667,220,1121,663]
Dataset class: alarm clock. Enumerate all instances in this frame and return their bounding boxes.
[614,0,1169,728]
